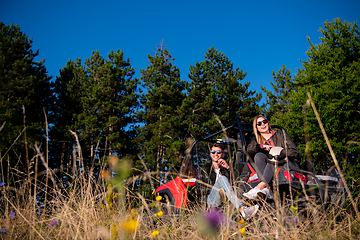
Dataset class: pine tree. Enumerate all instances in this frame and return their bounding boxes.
[183,47,261,139]
[52,50,139,178]
[51,59,85,182]
[0,22,53,179]
[261,65,297,120]
[276,19,360,180]
[135,46,186,197]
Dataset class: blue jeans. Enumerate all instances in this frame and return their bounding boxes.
[207,175,244,209]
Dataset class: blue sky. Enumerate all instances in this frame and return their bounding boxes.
[1,0,359,101]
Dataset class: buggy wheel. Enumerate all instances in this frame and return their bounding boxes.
[297,194,324,222]
[159,194,175,215]
[329,188,346,210]
[326,185,346,217]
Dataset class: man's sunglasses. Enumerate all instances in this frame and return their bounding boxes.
[211,150,222,154]
[256,119,268,126]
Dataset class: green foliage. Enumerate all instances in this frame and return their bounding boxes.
[182,46,261,138]
[0,22,52,174]
[273,19,360,183]
[50,59,85,170]
[135,46,186,196]
[52,49,139,179]
[78,50,139,155]
[261,65,297,120]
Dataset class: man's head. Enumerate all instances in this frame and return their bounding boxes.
[210,143,225,163]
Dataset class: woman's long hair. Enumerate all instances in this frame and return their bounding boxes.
[253,115,272,144]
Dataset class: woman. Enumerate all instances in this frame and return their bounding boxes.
[243,115,299,200]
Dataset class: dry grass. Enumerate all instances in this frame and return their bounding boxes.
[1,166,360,240]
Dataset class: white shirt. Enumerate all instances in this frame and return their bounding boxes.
[214,168,221,182]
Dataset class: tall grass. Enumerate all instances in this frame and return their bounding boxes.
[1,153,360,240]
[1,98,360,239]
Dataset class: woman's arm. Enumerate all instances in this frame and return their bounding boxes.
[246,137,262,157]
[274,130,299,161]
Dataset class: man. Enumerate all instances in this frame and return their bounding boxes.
[197,143,258,220]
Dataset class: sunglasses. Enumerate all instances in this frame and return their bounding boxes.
[210,150,222,154]
[256,119,268,126]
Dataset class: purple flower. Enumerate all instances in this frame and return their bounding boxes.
[37,209,42,215]
[284,217,298,226]
[10,212,16,218]
[49,219,58,227]
[0,181,4,187]
[204,209,225,228]
[0,228,6,234]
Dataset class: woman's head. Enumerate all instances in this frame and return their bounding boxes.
[253,115,272,143]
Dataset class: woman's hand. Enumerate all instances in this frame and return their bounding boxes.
[263,145,273,151]
[218,159,229,169]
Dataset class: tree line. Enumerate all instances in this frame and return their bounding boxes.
[1,18,359,200]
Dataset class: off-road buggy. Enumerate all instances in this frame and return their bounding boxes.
[153,116,346,216]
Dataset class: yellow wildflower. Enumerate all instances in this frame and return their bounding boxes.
[155,195,162,201]
[239,218,245,224]
[151,230,160,237]
[290,205,298,211]
[121,219,139,233]
[154,211,163,217]
[131,209,137,218]
[240,228,246,234]
[111,223,120,239]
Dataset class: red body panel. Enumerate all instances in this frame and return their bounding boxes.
[155,176,190,208]
[247,163,260,185]
[283,171,292,181]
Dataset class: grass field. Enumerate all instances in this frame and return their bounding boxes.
[1,160,360,240]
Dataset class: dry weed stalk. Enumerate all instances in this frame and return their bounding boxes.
[307,92,359,218]
[1,109,360,239]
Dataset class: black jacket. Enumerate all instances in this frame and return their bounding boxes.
[197,162,231,186]
[247,130,300,163]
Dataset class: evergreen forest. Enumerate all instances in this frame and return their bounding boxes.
[1,18,360,206]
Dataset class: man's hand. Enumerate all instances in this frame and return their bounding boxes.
[218,159,229,169]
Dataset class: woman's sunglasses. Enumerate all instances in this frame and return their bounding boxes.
[256,119,268,126]
[210,150,222,154]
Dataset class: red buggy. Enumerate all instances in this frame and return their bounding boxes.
[153,116,346,215]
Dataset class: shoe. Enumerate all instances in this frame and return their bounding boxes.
[243,187,261,200]
[241,205,259,220]
[219,188,226,203]
[257,188,273,200]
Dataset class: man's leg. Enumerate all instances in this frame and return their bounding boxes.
[207,176,259,220]
[217,176,244,209]
[207,183,222,208]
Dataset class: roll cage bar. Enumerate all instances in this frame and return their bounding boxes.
[179,115,291,177]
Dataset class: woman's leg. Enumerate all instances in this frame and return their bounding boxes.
[245,153,273,199]
[254,152,267,174]
[255,164,274,199]
[254,153,270,190]
[262,163,274,184]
